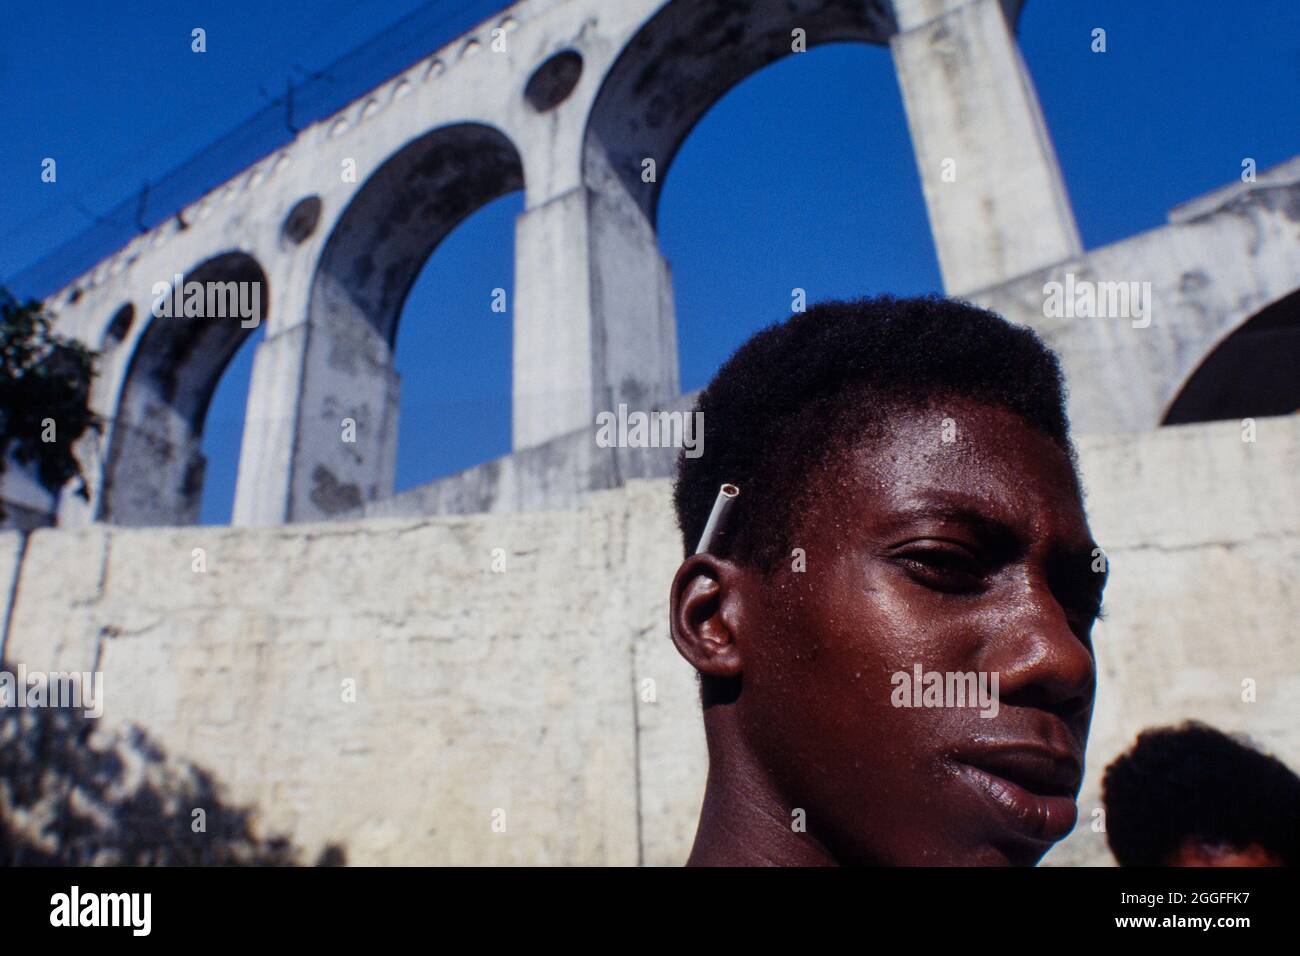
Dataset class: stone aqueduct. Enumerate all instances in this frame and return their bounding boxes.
[22,0,1300,528]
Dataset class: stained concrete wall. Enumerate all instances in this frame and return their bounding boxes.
[2,415,1296,865]
[341,391,698,520]
[975,157,1300,436]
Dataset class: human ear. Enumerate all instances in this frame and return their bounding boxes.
[668,554,748,679]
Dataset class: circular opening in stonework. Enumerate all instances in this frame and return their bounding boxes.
[281,196,323,246]
[524,50,583,112]
[103,303,134,348]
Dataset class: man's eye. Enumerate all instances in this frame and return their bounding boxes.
[896,549,984,591]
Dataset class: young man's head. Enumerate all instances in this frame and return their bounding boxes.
[1102,721,1300,866]
[669,295,1105,866]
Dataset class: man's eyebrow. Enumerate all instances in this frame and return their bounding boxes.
[879,500,1102,569]
[876,500,1016,536]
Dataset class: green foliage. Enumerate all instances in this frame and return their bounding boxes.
[0,288,101,516]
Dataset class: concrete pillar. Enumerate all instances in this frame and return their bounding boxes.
[231,324,305,525]
[890,0,1081,295]
[233,292,400,526]
[512,184,678,450]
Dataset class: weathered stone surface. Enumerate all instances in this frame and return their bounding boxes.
[5,526,109,675]
[7,511,642,864]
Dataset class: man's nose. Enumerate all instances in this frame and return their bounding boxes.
[983,575,1096,721]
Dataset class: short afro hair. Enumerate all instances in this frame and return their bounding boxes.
[1102,721,1300,866]
[672,295,1075,569]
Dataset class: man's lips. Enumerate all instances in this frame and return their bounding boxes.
[955,745,1083,797]
[949,745,1084,843]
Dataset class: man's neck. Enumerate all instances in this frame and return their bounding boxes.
[686,738,838,866]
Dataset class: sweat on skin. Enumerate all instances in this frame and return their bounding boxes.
[672,401,1103,866]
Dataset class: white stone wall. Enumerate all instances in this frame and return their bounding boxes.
[2,415,1296,865]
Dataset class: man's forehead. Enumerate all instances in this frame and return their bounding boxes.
[831,403,1089,537]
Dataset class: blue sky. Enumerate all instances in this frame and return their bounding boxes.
[2,1,1297,523]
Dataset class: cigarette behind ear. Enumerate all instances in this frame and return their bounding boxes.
[695,483,740,555]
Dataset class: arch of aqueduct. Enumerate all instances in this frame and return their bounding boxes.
[17,0,1300,528]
